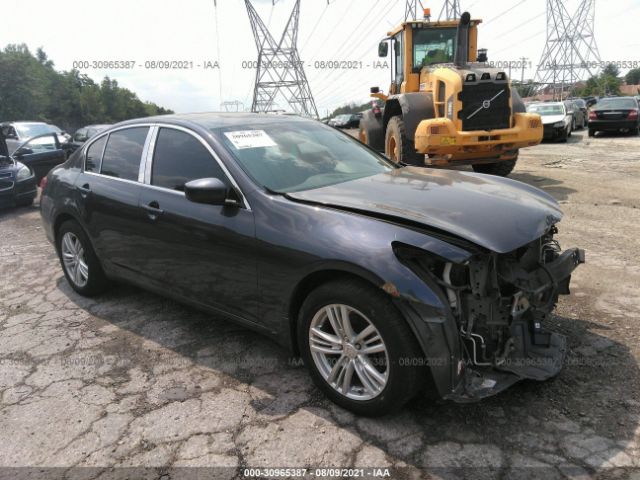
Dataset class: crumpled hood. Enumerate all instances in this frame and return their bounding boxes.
[286,167,563,254]
[540,114,566,125]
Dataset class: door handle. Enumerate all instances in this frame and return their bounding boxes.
[143,201,164,220]
[78,184,91,198]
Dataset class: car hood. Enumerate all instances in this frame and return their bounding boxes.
[540,114,566,125]
[286,167,563,254]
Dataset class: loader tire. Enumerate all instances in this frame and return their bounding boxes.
[385,116,424,166]
[472,158,517,177]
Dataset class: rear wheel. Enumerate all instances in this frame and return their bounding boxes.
[472,157,517,177]
[588,129,595,137]
[57,220,110,296]
[385,116,424,166]
[298,279,425,416]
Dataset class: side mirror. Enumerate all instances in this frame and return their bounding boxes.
[477,48,488,63]
[184,177,230,206]
[378,41,388,58]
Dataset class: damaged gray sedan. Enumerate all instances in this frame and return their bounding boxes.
[41,114,583,416]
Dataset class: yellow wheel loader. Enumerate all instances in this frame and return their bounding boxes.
[359,10,543,176]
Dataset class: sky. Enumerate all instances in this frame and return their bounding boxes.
[1,0,638,116]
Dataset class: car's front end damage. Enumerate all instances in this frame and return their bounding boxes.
[397,225,584,402]
[287,167,584,402]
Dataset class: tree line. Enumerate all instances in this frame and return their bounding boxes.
[0,44,173,132]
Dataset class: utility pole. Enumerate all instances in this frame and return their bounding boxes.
[245,0,319,118]
[533,0,602,100]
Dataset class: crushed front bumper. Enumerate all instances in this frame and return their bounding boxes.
[445,247,585,403]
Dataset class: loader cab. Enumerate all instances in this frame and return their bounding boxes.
[379,18,481,94]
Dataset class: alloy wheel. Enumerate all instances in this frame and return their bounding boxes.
[308,304,389,401]
[61,232,89,288]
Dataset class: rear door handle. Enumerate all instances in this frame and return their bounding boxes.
[78,184,91,198]
[143,201,164,220]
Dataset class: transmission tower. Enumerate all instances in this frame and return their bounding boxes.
[245,0,319,118]
[438,0,461,20]
[405,0,425,21]
[220,101,245,112]
[533,0,602,99]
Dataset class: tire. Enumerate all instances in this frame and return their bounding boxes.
[56,220,110,296]
[588,129,595,137]
[572,119,576,132]
[567,124,572,139]
[385,116,424,166]
[298,279,425,416]
[472,157,517,177]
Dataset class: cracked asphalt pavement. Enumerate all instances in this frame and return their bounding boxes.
[1,129,639,479]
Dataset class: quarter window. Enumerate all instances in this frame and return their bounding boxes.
[100,127,149,181]
[85,136,107,173]
[151,128,227,191]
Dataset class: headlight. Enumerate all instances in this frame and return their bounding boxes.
[16,162,33,181]
[553,121,565,128]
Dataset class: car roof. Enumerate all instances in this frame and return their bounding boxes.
[113,112,313,131]
[1,121,48,126]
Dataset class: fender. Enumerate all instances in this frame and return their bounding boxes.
[383,93,435,142]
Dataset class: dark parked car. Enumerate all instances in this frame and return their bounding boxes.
[40,114,583,415]
[0,129,38,208]
[328,114,361,129]
[69,124,112,153]
[526,102,573,141]
[588,97,640,137]
[1,122,71,154]
[567,99,587,129]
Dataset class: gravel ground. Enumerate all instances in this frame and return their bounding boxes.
[0,128,639,479]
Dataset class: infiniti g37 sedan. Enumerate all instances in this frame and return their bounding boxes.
[40,113,584,416]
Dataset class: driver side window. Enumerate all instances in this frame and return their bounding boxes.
[151,128,228,191]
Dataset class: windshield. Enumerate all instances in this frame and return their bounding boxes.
[15,123,56,138]
[596,98,637,109]
[412,27,457,71]
[215,121,394,193]
[336,115,351,121]
[527,104,565,116]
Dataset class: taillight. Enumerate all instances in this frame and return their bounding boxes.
[39,176,48,189]
[628,109,639,119]
[588,111,597,120]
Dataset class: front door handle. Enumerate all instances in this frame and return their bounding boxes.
[78,184,91,198]
[143,201,164,220]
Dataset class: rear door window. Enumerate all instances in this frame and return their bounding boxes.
[100,127,149,181]
[151,128,228,191]
[85,136,107,172]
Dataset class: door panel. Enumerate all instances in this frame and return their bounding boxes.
[137,187,258,321]
[136,126,258,322]
[13,133,66,182]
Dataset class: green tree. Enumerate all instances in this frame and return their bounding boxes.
[625,68,640,85]
[577,63,622,97]
[0,45,173,130]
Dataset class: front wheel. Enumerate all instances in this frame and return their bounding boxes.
[385,116,424,166]
[298,279,425,416]
[472,158,517,177]
[588,129,595,137]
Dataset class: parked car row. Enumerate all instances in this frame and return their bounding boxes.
[0,122,112,208]
[526,96,640,141]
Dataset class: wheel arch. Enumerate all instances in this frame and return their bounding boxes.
[383,93,435,142]
[287,266,389,356]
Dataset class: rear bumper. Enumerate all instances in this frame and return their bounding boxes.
[589,120,638,131]
[414,113,543,161]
